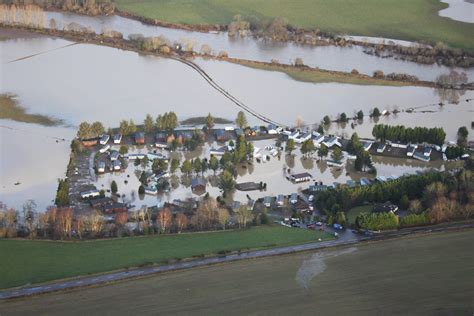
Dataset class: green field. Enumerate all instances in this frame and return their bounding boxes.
[232,60,418,86]
[114,0,474,50]
[2,230,472,315]
[0,226,330,289]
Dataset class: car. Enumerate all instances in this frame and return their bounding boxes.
[316,222,323,226]
[333,223,343,230]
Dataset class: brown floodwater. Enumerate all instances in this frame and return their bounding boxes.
[40,11,474,81]
[0,34,472,210]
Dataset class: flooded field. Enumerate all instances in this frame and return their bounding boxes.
[1,230,472,315]
[0,33,472,209]
[439,0,474,23]
[43,11,474,81]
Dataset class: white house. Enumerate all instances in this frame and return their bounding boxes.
[423,147,432,157]
[97,161,106,173]
[288,131,300,140]
[295,132,312,144]
[99,145,110,153]
[323,136,341,148]
[99,134,110,145]
[112,160,121,171]
[290,193,298,204]
[112,134,122,144]
[377,143,386,153]
[362,141,373,152]
[406,145,416,157]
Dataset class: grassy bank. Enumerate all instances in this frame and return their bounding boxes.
[2,230,472,314]
[0,226,331,289]
[0,94,62,126]
[114,0,474,50]
[230,60,419,86]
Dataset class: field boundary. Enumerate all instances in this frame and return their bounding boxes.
[1,222,472,300]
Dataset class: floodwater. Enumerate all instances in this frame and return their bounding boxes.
[0,34,472,209]
[0,120,74,210]
[439,0,474,23]
[42,11,474,81]
[94,139,457,211]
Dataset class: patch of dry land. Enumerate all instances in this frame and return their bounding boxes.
[1,230,472,315]
[0,94,61,126]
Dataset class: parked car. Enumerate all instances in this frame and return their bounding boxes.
[333,223,343,230]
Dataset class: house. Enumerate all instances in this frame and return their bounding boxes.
[326,160,344,168]
[423,147,432,157]
[373,202,399,214]
[145,186,158,195]
[290,193,298,204]
[89,197,113,208]
[135,132,145,145]
[288,131,300,140]
[323,136,341,148]
[346,180,357,188]
[267,124,279,135]
[103,203,128,214]
[360,178,371,186]
[99,145,110,153]
[81,137,98,147]
[375,176,387,182]
[308,184,328,192]
[155,141,169,149]
[210,146,227,156]
[127,153,145,160]
[263,196,273,208]
[276,194,285,206]
[235,128,244,137]
[147,152,168,161]
[110,150,120,161]
[99,134,110,145]
[112,134,122,144]
[247,199,256,211]
[295,132,311,144]
[377,143,386,153]
[406,145,416,157]
[289,172,312,183]
[214,129,226,142]
[112,160,121,171]
[389,141,407,149]
[232,201,241,212]
[80,189,100,199]
[236,182,261,191]
[97,161,106,173]
[191,178,206,192]
[313,134,325,146]
[413,151,430,162]
[362,141,373,152]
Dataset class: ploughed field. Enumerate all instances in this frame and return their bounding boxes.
[0,226,330,289]
[1,230,472,315]
[114,0,474,50]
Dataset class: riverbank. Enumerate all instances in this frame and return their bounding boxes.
[0,221,472,300]
[0,94,62,126]
[2,25,459,89]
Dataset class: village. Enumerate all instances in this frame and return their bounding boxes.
[65,111,471,235]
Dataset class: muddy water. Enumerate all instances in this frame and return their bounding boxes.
[93,139,459,211]
[0,121,74,210]
[43,11,474,81]
[1,35,471,209]
[439,0,474,23]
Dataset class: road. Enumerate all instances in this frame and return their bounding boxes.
[0,222,472,300]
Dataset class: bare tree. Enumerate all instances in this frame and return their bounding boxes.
[56,207,73,239]
[175,213,188,233]
[157,208,172,234]
[216,208,229,230]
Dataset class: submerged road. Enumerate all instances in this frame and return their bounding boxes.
[1,222,472,300]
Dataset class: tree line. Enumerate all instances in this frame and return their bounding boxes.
[372,124,446,145]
